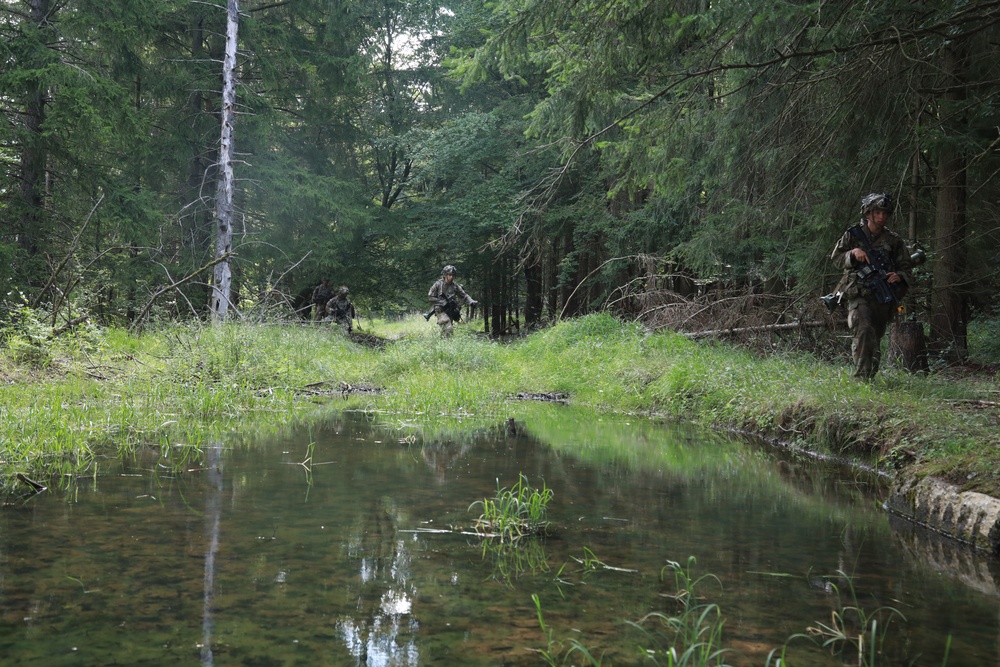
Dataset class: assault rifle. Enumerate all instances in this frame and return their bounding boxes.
[847,223,898,306]
[821,226,926,312]
[423,295,462,322]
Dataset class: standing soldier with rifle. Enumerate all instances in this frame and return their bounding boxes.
[829,192,913,379]
[427,265,477,338]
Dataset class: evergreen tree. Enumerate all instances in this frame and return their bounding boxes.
[464,0,1000,347]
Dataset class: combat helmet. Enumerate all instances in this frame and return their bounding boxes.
[860,192,894,217]
[442,265,457,276]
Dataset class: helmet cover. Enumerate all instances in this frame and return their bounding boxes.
[860,192,894,216]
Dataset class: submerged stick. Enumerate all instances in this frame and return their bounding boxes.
[15,473,47,494]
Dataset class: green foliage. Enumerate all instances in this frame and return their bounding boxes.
[628,557,733,667]
[469,473,553,542]
[968,310,1000,364]
[1,295,54,367]
[463,0,1000,320]
[528,312,636,349]
[1,0,999,342]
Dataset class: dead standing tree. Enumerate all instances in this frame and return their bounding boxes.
[210,0,240,322]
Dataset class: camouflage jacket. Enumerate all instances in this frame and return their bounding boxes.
[830,222,912,307]
[428,279,474,309]
[326,295,355,320]
[312,284,334,304]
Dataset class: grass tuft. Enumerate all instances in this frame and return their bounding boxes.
[469,473,553,542]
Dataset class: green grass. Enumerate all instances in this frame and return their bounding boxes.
[2,312,999,494]
[469,473,553,542]
[630,557,733,667]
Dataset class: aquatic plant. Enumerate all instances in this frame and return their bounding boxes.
[565,546,639,580]
[628,556,734,667]
[468,473,553,542]
[531,554,957,667]
[766,569,908,667]
[531,593,604,667]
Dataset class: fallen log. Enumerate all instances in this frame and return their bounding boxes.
[684,320,826,339]
[49,314,89,339]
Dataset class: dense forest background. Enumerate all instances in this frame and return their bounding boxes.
[3,0,999,359]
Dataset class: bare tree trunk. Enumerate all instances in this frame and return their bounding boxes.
[929,42,969,361]
[546,239,558,319]
[560,231,578,316]
[211,0,239,322]
[908,147,919,243]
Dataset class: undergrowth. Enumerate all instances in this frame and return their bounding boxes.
[2,311,998,494]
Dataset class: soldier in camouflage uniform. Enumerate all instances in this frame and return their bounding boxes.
[829,192,913,379]
[311,279,334,321]
[428,265,477,338]
[326,286,356,333]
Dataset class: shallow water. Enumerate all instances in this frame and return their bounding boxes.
[2,407,998,666]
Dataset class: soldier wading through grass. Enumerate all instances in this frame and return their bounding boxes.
[427,265,477,338]
[326,286,356,333]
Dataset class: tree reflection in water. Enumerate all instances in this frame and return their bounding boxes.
[201,444,223,666]
[338,495,419,665]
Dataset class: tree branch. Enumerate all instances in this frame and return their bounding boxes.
[130,252,234,331]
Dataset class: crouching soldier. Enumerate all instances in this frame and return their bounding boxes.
[327,286,356,333]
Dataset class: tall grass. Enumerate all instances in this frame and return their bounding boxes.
[2,312,999,493]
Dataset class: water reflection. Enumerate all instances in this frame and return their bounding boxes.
[0,408,998,665]
[201,444,223,666]
[340,495,420,666]
[479,536,551,587]
[419,440,472,486]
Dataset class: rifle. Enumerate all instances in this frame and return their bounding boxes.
[821,230,925,312]
[846,223,900,306]
[424,296,462,322]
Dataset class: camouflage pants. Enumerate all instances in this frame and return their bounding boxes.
[847,299,895,379]
[436,310,454,338]
[333,315,352,333]
[312,302,327,321]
